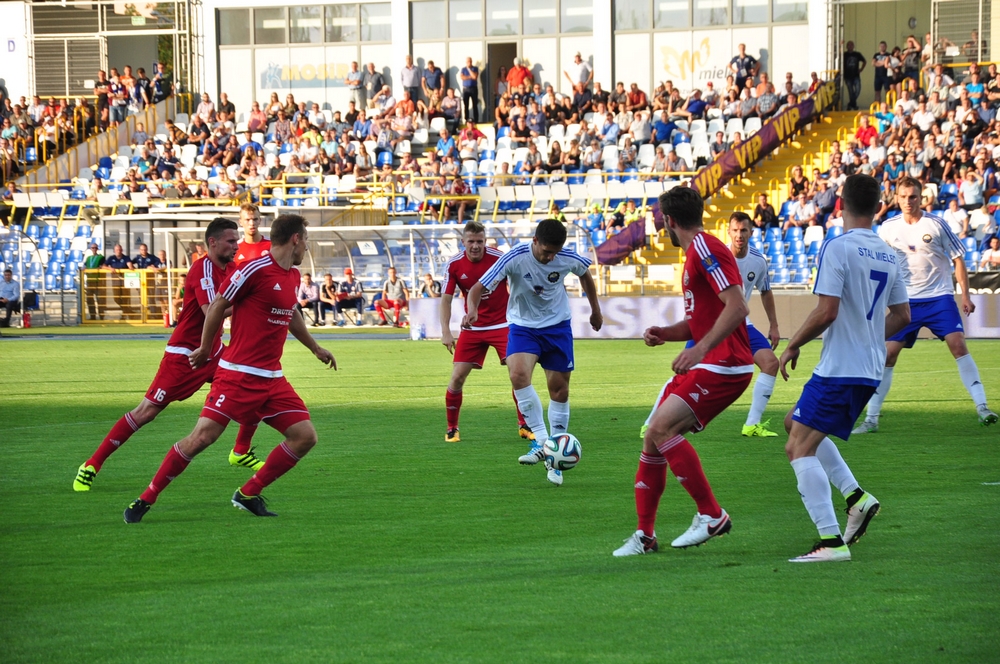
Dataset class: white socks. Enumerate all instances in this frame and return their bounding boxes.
[816,437,860,497]
[791,456,841,537]
[956,354,988,407]
[745,373,776,427]
[514,386,548,443]
[548,399,570,436]
[864,366,894,421]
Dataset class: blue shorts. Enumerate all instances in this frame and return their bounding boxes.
[507,320,575,373]
[792,374,878,441]
[888,295,963,348]
[684,324,770,355]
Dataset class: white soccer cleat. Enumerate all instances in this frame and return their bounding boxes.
[851,419,879,435]
[670,509,732,548]
[546,464,563,486]
[844,492,880,546]
[518,444,544,465]
[613,530,659,557]
[789,539,851,563]
[977,404,998,426]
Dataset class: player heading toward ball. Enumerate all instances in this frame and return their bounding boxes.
[440,221,530,443]
[779,174,910,562]
[124,214,336,523]
[74,218,244,492]
[614,186,753,557]
[464,218,602,487]
[853,175,996,432]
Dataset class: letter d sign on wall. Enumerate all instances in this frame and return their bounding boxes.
[8,40,14,52]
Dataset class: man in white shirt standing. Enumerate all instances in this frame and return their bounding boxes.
[779,174,911,562]
[464,219,603,486]
[855,176,997,431]
[563,52,593,91]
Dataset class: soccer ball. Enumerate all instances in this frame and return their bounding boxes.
[543,433,582,471]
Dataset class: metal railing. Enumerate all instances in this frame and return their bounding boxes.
[79,267,181,325]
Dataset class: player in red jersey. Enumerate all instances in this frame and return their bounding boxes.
[440,221,530,443]
[613,186,754,556]
[227,201,273,469]
[234,202,271,264]
[73,218,241,492]
[123,214,336,523]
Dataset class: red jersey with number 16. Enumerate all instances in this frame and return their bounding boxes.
[167,255,235,354]
[683,232,754,374]
[235,237,271,265]
[217,255,300,375]
[443,248,509,330]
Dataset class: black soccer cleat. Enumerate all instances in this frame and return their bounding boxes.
[123,498,152,523]
[232,489,277,517]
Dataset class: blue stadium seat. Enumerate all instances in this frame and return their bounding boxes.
[938,183,958,206]
[962,237,978,254]
[46,261,62,276]
[376,151,394,168]
[772,268,790,284]
[769,254,787,268]
[590,230,607,245]
[51,249,66,263]
[69,249,83,263]
[784,227,803,242]
[807,240,821,256]
[1,249,13,264]
[76,225,91,238]
[25,225,41,240]
[825,226,843,240]
[25,147,37,164]
[61,272,76,290]
[27,262,43,277]
[566,170,584,185]
[791,254,808,269]
[497,126,510,139]
[95,167,111,180]
[41,224,59,238]
[778,201,791,220]
[765,227,782,244]
[791,269,810,284]
[98,156,113,170]
[44,274,58,291]
[785,239,805,256]
[55,237,71,251]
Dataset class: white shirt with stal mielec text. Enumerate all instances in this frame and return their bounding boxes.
[735,245,770,325]
[479,242,591,328]
[879,212,965,299]
[812,229,908,385]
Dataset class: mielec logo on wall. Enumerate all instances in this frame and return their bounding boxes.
[260,62,350,89]
[660,38,713,83]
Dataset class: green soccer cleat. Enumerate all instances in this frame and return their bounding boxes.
[742,420,779,437]
[977,405,998,427]
[73,463,97,492]
[229,448,265,471]
[639,424,648,440]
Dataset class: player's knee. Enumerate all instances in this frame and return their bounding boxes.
[549,385,569,402]
[783,410,794,434]
[783,438,798,460]
[759,353,779,376]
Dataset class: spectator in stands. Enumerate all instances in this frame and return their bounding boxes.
[132,243,163,315]
[0,268,20,327]
[419,272,441,298]
[401,55,421,102]
[459,57,480,123]
[600,112,620,147]
[507,57,533,91]
[435,128,457,159]
[334,268,365,325]
[756,84,779,120]
[441,88,461,133]
[871,41,893,103]
[650,145,669,176]
[105,244,132,316]
[94,70,110,128]
[364,63,385,109]
[564,52,593,90]
[960,169,985,210]
[295,272,321,326]
[422,60,445,102]
[196,93,215,124]
[813,180,837,223]
[738,88,757,119]
[83,243,105,321]
[583,140,602,169]
[784,192,817,230]
[709,130,727,161]
[626,83,648,113]
[980,236,1000,269]
[730,44,759,92]
[842,41,867,110]
[627,111,652,146]
[374,85,396,119]
[375,266,408,326]
[788,165,809,198]
[354,143,374,180]
[944,198,970,237]
[151,62,173,103]
[343,61,364,109]
[752,193,778,229]
[665,147,690,173]
[318,273,338,325]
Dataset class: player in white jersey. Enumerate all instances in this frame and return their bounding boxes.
[638,212,782,439]
[779,174,911,562]
[853,176,997,432]
[464,219,603,486]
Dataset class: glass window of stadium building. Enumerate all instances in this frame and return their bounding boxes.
[204,0,825,118]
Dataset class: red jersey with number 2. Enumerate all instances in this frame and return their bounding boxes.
[443,248,510,330]
[218,255,300,373]
[168,255,235,352]
[683,232,754,374]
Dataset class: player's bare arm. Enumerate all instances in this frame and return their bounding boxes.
[884,302,912,340]
[462,281,484,328]
[189,295,231,369]
[953,257,976,315]
[778,294,840,380]
[644,320,692,346]
[761,289,781,349]
[579,269,603,331]
[289,308,337,369]
[673,286,749,374]
[440,293,456,353]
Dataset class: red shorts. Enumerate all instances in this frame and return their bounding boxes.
[144,351,219,406]
[653,368,752,432]
[454,327,509,368]
[200,368,310,432]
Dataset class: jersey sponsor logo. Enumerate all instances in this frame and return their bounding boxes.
[684,289,694,316]
[683,270,690,286]
[273,283,282,290]
[231,270,244,284]
[702,254,721,272]
[200,277,213,291]
[523,273,533,280]
[547,271,560,283]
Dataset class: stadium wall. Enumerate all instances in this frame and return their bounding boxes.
[411,294,1000,340]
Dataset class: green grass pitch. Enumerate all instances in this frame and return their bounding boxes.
[1,337,998,663]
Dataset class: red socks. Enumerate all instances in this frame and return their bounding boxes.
[139,444,192,503]
[232,423,258,455]
[240,442,300,496]
[446,389,462,429]
[88,413,140,471]
[512,390,527,427]
[635,452,668,535]
[657,435,722,519]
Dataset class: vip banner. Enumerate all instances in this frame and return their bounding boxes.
[593,80,838,266]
